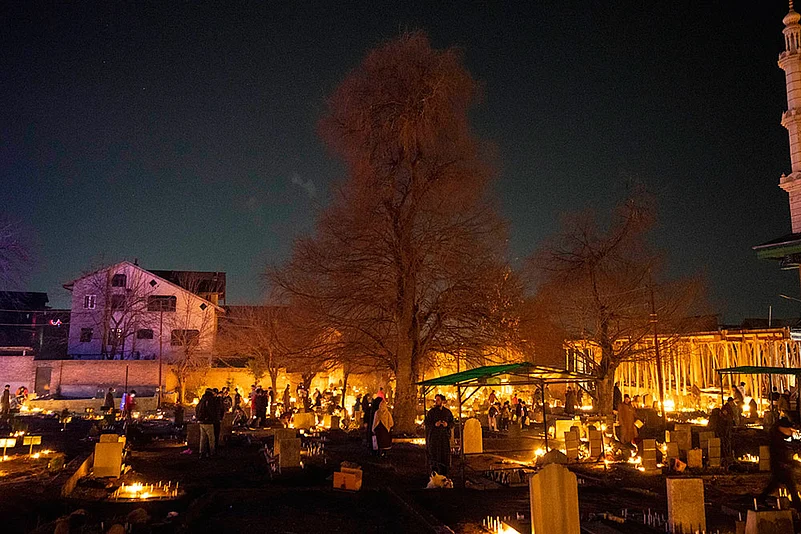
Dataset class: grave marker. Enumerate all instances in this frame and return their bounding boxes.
[278,438,301,469]
[641,438,658,471]
[759,445,771,472]
[93,442,124,478]
[687,448,703,469]
[667,478,706,533]
[744,510,793,534]
[564,428,579,461]
[588,428,603,458]
[708,437,721,468]
[273,428,296,455]
[463,418,483,454]
[293,411,316,430]
[529,463,580,534]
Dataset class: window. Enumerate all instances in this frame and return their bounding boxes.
[80,328,93,342]
[171,329,200,346]
[136,329,154,340]
[108,328,122,344]
[83,294,97,309]
[111,294,126,310]
[148,295,176,312]
[111,273,127,287]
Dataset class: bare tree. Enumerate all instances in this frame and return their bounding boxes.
[0,216,29,289]
[270,33,520,432]
[526,191,704,415]
[163,273,219,404]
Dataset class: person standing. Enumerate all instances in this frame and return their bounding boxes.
[362,393,374,453]
[267,386,276,417]
[212,388,224,447]
[196,389,217,458]
[565,387,576,415]
[254,388,268,427]
[1,385,10,419]
[283,384,291,413]
[372,397,394,457]
[617,394,637,446]
[613,383,622,413]
[103,387,115,413]
[488,402,499,432]
[425,394,454,475]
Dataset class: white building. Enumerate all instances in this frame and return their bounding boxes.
[64,261,224,361]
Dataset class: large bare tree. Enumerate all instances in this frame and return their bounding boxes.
[526,192,704,415]
[270,33,520,432]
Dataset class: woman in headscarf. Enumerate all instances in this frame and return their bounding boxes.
[371,396,394,457]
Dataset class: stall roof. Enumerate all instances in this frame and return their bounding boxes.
[417,362,594,387]
[717,366,801,375]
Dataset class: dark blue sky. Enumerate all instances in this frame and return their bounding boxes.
[1,1,798,321]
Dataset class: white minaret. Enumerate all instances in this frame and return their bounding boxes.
[780,1,801,233]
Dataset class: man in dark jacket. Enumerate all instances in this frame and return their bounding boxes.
[759,417,801,511]
[425,394,454,475]
[196,389,219,458]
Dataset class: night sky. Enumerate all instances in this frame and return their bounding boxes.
[1,1,798,322]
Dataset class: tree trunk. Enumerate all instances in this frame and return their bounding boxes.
[393,341,418,434]
[596,375,615,416]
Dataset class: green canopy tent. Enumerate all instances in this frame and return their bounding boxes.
[717,365,801,422]
[417,362,596,454]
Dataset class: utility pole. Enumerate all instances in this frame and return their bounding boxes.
[649,277,666,434]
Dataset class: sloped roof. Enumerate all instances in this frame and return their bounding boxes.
[717,365,801,376]
[417,362,594,387]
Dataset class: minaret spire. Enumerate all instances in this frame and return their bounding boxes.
[779,0,801,232]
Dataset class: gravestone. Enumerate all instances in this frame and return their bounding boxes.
[186,423,200,450]
[642,394,652,408]
[330,415,341,430]
[463,418,483,454]
[278,438,301,469]
[588,428,603,457]
[563,428,579,461]
[744,510,793,534]
[667,478,706,533]
[708,437,721,467]
[220,412,234,445]
[100,434,121,443]
[687,448,703,469]
[273,428,296,455]
[699,431,715,452]
[529,463,580,534]
[93,442,124,478]
[641,439,658,471]
[666,442,680,459]
[759,445,771,472]
[323,415,332,428]
[293,412,316,430]
[555,419,576,439]
[667,428,692,453]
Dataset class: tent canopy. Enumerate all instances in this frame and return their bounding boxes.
[417,362,595,388]
[717,366,801,376]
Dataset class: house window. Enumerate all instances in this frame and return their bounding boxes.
[148,295,176,312]
[80,328,93,342]
[83,294,97,309]
[111,273,127,287]
[111,294,126,310]
[171,329,200,346]
[108,328,123,344]
[137,329,154,340]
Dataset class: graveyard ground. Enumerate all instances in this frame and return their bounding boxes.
[4,422,799,533]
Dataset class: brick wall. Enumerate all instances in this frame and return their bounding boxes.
[0,355,35,392]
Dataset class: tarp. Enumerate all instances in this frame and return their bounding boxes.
[716,366,801,376]
[417,362,594,387]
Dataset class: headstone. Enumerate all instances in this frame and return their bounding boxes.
[293,411,316,430]
[186,423,200,450]
[699,431,715,451]
[707,437,721,468]
[667,478,706,534]
[93,442,124,478]
[667,428,692,453]
[278,438,301,469]
[323,414,332,428]
[330,415,341,430]
[744,510,793,534]
[463,418,483,454]
[687,448,703,469]
[666,442,680,459]
[273,428,296,455]
[529,463,580,534]
[588,428,603,457]
[642,394,652,408]
[100,434,120,443]
[641,439,658,471]
[554,419,576,439]
[563,429,579,461]
[220,412,234,444]
[333,467,362,491]
[759,445,771,472]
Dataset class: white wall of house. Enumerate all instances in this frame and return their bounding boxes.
[66,261,218,361]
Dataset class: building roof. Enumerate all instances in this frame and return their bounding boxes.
[717,365,801,376]
[417,362,595,387]
[753,232,801,264]
[149,270,226,301]
[0,291,49,310]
